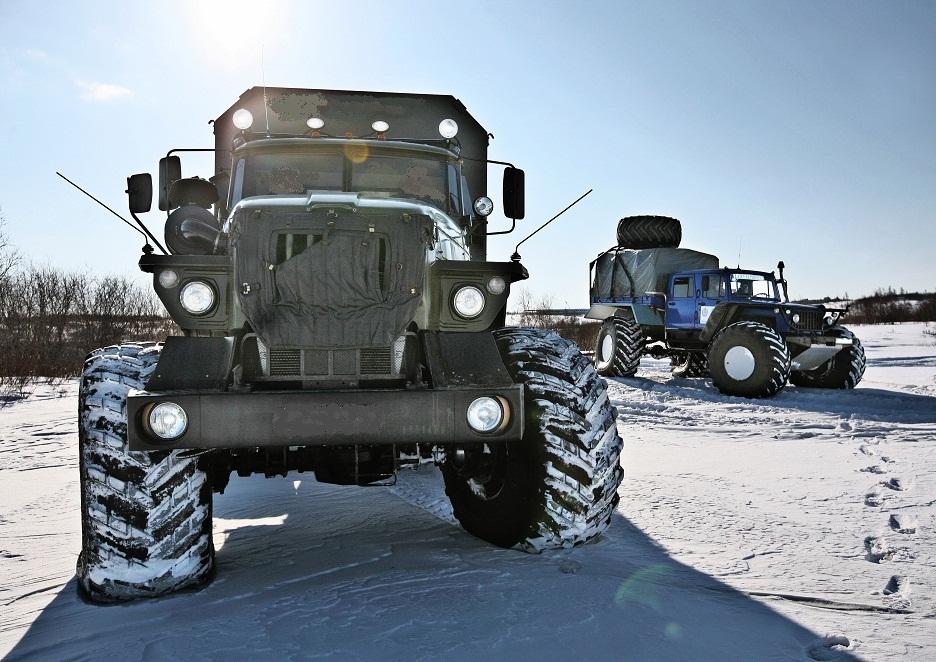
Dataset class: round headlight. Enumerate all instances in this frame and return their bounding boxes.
[158,269,179,289]
[232,108,254,130]
[453,285,485,318]
[487,276,506,295]
[473,196,494,217]
[466,396,504,433]
[792,313,801,323]
[148,402,188,440]
[307,117,325,130]
[180,281,215,315]
[439,118,459,139]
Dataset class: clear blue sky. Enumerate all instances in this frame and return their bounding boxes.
[1,0,934,306]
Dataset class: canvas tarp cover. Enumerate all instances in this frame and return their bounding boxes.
[592,247,719,299]
[233,208,432,347]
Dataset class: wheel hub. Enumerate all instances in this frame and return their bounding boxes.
[600,333,614,363]
[724,346,756,381]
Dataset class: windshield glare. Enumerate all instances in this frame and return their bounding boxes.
[729,273,778,299]
[237,150,459,215]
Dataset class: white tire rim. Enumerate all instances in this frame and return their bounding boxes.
[724,346,756,381]
[601,333,614,363]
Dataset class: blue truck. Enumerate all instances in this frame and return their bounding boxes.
[587,216,866,398]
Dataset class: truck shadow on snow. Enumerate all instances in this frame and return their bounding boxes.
[5,474,861,661]
[614,375,936,425]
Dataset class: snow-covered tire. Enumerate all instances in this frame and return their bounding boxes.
[790,328,866,389]
[708,321,791,398]
[671,352,709,378]
[442,328,624,551]
[594,317,644,377]
[77,343,214,602]
[616,215,682,249]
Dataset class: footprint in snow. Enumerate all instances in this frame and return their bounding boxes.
[864,536,891,563]
[883,574,910,597]
[859,465,887,474]
[807,634,853,661]
[889,513,918,534]
[858,445,875,456]
[882,476,913,492]
[864,488,884,508]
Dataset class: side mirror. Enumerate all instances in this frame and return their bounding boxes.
[126,173,153,214]
[503,167,525,220]
[158,156,182,211]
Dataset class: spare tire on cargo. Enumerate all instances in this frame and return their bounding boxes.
[617,215,682,249]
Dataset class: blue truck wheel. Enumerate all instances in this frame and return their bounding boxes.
[790,328,866,389]
[594,317,644,377]
[708,321,791,398]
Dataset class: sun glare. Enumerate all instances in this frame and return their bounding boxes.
[184,0,290,72]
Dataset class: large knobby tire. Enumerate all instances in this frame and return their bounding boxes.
[594,317,644,377]
[616,215,682,249]
[790,328,866,389]
[671,352,709,378]
[77,343,214,602]
[442,328,624,552]
[708,321,791,398]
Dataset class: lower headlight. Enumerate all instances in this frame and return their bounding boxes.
[180,280,215,315]
[148,402,188,440]
[792,313,801,323]
[467,396,505,433]
[453,285,485,318]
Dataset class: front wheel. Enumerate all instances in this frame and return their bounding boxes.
[708,321,791,398]
[790,328,866,389]
[442,328,625,551]
[77,343,214,602]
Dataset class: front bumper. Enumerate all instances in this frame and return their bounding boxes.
[787,334,856,371]
[127,385,524,451]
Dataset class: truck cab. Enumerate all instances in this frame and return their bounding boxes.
[665,269,780,332]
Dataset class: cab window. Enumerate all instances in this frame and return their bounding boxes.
[672,276,692,298]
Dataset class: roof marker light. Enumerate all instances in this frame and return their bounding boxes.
[306,117,325,130]
[371,120,389,133]
[232,108,254,130]
[439,118,458,139]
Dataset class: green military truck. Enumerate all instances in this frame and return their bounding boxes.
[77,88,624,601]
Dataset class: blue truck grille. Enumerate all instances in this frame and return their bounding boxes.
[793,310,824,332]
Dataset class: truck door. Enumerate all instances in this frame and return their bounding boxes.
[665,274,696,330]
[697,273,721,327]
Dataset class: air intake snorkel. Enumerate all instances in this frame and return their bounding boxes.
[777,261,790,302]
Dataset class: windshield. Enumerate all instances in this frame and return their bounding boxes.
[729,273,779,300]
[237,149,460,215]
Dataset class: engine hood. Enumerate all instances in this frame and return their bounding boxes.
[230,194,436,348]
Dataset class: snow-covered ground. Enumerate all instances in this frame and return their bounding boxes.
[1,323,934,661]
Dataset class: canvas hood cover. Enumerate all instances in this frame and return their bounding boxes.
[592,247,719,299]
[233,205,432,347]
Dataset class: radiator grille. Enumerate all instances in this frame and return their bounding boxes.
[360,346,392,375]
[269,348,301,375]
[259,343,395,377]
[794,310,824,332]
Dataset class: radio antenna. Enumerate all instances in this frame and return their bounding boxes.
[510,189,593,262]
[737,237,742,268]
[261,45,271,135]
[56,172,167,255]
